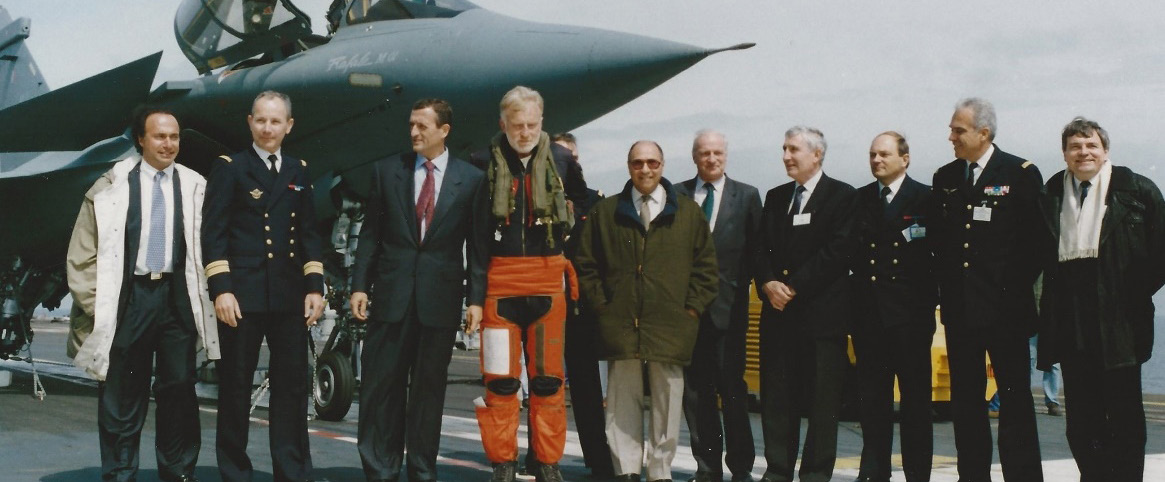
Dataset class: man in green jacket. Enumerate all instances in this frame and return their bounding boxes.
[574,140,719,482]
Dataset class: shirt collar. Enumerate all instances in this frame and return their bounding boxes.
[969,144,994,170]
[879,173,906,196]
[253,143,282,162]
[695,174,727,194]
[635,183,666,205]
[415,148,450,172]
[799,169,824,193]
[140,159,175,178]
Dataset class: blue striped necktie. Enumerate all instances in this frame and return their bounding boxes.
[146,170,166,273]
[702,183,715,222]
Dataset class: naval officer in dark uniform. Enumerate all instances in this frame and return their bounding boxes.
[202,91,326,482]
[849,132,935,482]
[930,98,1043,482]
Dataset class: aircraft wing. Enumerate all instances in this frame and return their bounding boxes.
[0,52,162,153]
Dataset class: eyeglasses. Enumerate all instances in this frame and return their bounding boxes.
[628,159,662,170]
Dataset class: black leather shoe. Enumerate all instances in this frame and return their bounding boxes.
[648,479,673,482]
[491,462,518,482]
[176,476,200,482]
[615,475,641,482]
[688,474,721,482]
[729,476,755,482]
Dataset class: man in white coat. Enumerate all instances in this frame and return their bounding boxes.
[67,106,219,482]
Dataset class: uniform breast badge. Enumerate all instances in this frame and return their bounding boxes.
[250,188,263,199]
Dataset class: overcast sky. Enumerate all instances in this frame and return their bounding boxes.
[5,0,1165,195]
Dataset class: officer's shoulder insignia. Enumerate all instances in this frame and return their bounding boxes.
[301,159,307,167]
[250,188,263,199]
[1021,161,1033,169]
[596,190,605,197]
[218,154,233,163]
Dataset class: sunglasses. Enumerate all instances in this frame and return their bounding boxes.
[628,159,662,170]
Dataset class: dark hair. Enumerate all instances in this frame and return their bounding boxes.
[552,132,576,145]
[1061,116,1109,151]
[627,140,664,163]
[131,105,178,154]
[413,98,453,127]
[877,130,910,156]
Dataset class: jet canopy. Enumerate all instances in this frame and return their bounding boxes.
[175,0,314,74]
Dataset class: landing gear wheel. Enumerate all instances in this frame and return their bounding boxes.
[313,351,354,421]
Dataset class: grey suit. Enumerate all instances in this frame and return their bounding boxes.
[350,152,489,481]
[676,176,762,479]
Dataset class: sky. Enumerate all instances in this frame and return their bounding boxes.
[5,0,1165,195]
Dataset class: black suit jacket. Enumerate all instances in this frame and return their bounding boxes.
[202,148,325,313]
[675,176,763,330]
[350,152,489,328]
[755,173,858,337]
[849,175,937,329]
[930,145,1042,332]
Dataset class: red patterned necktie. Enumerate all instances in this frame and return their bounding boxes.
[416,160,436,239]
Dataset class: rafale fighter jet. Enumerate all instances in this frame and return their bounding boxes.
[0,0,751,369]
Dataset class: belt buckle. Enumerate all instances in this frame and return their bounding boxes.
[150,272,162,280]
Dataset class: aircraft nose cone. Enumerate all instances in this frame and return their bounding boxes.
[447,9,752,131]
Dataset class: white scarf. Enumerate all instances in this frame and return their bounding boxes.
[1058,161,1111,261]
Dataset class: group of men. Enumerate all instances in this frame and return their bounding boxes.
[65,88,1160,482]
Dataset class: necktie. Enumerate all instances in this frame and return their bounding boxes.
[146,170,166,273]
[966,162,979,191]
[639,194,652,230]
[880,185,892,206]
[1080,180,1092,207]
[701,183,715,223]
[267,154,278,178]
[790,185,806,215]
[416,161,436,239]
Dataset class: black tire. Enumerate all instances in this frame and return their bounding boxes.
[314,351,355,421]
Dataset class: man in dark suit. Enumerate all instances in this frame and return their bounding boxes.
[675,129,761,482]
[849,132,935,482]
[349,98,488,482]
[930,98,1043,482]
[754,126,858,482]
[203,91,326,482]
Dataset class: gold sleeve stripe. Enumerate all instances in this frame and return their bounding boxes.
[303,261,324,276]
[205,260,230,277]
[218,155,232,163]
[1021,161,1033,168]
[301,159,308,167]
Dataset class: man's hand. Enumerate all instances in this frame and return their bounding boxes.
[350,292,369,321]
[215,293,243,327]
[762,280,797,311]
[465,305,483,334]
[304,292,324,327]
[686,308,699,319]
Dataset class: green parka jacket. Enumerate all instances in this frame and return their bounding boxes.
[574,178,718,366]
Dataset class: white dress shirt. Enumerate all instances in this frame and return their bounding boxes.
[693,175,727,231]
[134,161,175,275]
[253,143,282,173]
[635,183,666,225]
[789,169,824,214]
[414,149,449,237]
[879,173,906,204]
[967,144,994,186]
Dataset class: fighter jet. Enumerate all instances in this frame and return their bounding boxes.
[0,0,751,369]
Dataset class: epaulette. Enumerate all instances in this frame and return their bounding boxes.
[218,155,232,163]
[301,159,308,167]
[597,190,605,197]
[1021,161,1033,169]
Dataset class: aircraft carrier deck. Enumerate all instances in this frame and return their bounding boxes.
[3,317,1164,481]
